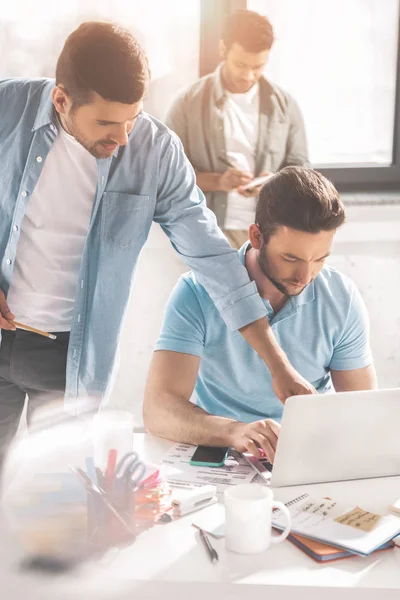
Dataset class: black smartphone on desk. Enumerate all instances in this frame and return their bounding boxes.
[189,445,229,467]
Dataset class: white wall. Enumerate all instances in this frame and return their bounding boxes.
[330,205,400,390]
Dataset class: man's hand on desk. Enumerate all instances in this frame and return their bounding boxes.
[230,418,281,463]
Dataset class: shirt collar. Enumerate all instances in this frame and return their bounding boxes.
[212,64,260,107]
[212,64,226,108]
[292,280,315,306]
[238,241,316,307]
[32,79,57,132]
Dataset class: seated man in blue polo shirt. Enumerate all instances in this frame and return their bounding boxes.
[143,167,377,462]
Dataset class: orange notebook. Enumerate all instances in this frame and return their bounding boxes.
[288,532,394,562]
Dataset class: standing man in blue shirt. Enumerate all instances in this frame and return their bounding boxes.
[143,167,377,462]
[0,22,313,458]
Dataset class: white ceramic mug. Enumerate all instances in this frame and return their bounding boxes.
[224,484,291,554]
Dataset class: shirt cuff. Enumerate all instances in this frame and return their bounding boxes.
[216,280,267,331]
[329,355,373,371]
[155,341,204,358]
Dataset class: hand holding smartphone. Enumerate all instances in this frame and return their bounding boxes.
[189,445,229,467]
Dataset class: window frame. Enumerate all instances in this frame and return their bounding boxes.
[318,5,400,193]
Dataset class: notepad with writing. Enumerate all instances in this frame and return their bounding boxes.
[272,493,400,556]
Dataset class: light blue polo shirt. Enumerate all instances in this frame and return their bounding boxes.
[156,243,373,423]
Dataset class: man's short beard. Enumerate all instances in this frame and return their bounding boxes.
[61,111,102,158]
[258,248,293,296]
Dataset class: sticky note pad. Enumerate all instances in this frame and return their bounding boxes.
[334,507,382,532]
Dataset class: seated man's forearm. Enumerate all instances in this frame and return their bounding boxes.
[195,171,222,193]
[143,391,237,447]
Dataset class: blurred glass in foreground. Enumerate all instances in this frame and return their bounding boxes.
[0,402,170,570]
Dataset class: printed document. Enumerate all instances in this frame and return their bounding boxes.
[162,443,260,494]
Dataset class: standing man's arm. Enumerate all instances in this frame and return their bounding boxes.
[154,133,315,402]
[329,285,377,392]
[165,95,252,193]
[282,94,310,168]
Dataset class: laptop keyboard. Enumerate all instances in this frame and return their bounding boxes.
[258,457,274,472]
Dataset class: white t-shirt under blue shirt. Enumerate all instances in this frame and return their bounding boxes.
[156,243,373,424]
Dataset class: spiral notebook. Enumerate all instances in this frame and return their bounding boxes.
[272,493,400,556]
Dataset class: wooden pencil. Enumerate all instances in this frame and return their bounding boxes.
[9,320,57,340]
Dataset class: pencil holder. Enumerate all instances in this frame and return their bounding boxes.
[86,486,136,549]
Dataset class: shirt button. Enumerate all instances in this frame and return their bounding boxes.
[21,191,27,197]
[101,176,105,184]
[6,259,11,265]
[13,225,18,232]
[36,156,43,163]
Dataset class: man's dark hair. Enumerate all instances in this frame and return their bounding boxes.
[255,167,345,244]
[56,21,150,107]
[222,10,274,53]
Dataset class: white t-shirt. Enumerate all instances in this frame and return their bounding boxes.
[223,83,260,230]
[7,124,98,331]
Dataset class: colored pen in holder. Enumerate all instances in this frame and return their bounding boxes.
[71,466,136,549]
[72,451,149,550]
[103,482,137,546]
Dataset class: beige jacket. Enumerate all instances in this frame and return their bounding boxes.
[165,65,309,227]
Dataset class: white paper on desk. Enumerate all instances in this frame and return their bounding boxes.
[162,443,259,494]
[273,493,400,556]
[192,503,225,538]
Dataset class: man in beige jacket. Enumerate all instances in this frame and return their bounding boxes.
[166,9,309,249]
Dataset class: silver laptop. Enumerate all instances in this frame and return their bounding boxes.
[248,388,400,487]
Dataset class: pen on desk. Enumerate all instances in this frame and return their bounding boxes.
[8,319,57,340]
[199,528,219,564]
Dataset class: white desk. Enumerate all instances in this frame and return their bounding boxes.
[1,433,400,600]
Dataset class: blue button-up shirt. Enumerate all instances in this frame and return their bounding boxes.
[0,78,267,412]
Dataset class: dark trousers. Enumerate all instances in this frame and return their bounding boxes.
[0,329,69,464]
